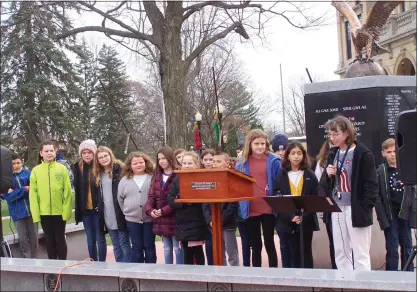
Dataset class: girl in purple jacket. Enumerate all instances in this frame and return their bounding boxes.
[145,147,183,264]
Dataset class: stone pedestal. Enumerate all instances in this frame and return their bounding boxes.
[344,60,387,78]
[303,75,417,270]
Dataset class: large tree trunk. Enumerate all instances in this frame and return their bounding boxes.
[159,3,187,149]
[22,3,39,168]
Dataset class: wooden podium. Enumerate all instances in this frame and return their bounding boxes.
[174,168,255,266]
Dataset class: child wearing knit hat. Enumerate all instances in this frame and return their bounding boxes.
[79,139,97,156]
[73,139,107,261]
[272,134,289,160]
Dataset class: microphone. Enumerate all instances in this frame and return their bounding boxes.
[326,148,336,166]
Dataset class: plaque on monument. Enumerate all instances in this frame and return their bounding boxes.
[304,76,416,164]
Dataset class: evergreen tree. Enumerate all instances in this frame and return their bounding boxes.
[225,123,238,157]
[73,38,98,142]
[92,44,135,159]
[1,2,83,167]
[250,122,264,131]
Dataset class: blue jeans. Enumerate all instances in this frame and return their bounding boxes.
[238,221,251,267]
[277,230,292,268]
[108,229,131,263]
[126,221,156,263]
[205,230,213,265]
[82,210,107,261]
[384,216,413,271]
[162,236,183,264]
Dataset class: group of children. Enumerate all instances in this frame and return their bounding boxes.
[1,115,415,272]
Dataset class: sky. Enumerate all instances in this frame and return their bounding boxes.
[72,1,340,130]
[233,2,340,127]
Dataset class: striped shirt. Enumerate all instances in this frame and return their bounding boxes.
[334,147,355,206]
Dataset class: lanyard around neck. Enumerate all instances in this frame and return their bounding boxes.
[336,144,351,176]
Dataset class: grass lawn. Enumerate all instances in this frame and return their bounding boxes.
[2,211,76,237]
[1,201,10,217]
[1,196,77,236]
[2,210,163,246]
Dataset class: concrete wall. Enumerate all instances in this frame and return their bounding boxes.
[4,216,399,270]
[1,258,415,292]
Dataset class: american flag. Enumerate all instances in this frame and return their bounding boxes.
[337,160,351,192]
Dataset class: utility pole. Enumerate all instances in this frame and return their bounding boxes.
[280,64,286,133]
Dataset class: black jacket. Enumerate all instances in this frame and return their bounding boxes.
[73,161,99,224]
[202,202,238,230]
[95,164,127,235]
[316,160,333,224]
[375,160,417,230]
[273,168,320,233]
[320,141,378,228]
[168,177,209,241]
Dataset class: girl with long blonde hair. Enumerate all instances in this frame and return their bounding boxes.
[93,146,131,263]
[235,129,281,268]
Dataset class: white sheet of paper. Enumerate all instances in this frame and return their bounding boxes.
[326,197,333,206]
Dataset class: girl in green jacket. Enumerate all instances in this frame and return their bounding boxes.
[29,140,73,260]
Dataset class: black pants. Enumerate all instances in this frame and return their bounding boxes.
[325,218,337,269]
[182,241,205,265]
[288,231,314,269]
[40,215,67,260]
[247,214,278,267]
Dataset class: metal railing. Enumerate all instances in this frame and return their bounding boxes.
[379,6,416,44]
[336,6,417,73]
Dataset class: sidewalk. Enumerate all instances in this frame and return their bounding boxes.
[106,237,284,267]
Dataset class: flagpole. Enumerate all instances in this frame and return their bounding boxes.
[280,64,286,134]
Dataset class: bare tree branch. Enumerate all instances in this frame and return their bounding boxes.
[185,21,241,69]
[142,1,164,38]
[101,1,127,29]
[55,25,139,39]
[183,1,251,21]
[77,1,138,35]
[55,2,159,45]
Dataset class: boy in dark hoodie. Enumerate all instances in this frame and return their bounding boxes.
[271,133,292,268]
[1,153,38,258]
[375,138,416,271]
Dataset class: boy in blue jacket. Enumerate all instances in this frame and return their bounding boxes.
[1,153,38,258]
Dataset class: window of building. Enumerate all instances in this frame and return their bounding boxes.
[401,1,406,12]
[345,21,352,59]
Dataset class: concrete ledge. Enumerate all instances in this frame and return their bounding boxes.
[5,223,89,260]
[304,75,417,95]
[1,258,415,291]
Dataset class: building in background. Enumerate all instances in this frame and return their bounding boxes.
[335,1,416,78]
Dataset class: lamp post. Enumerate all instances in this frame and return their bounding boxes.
[217,105,225,151]
[195,111,203,155]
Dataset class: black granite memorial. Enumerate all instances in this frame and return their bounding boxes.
[304,76,416,164]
